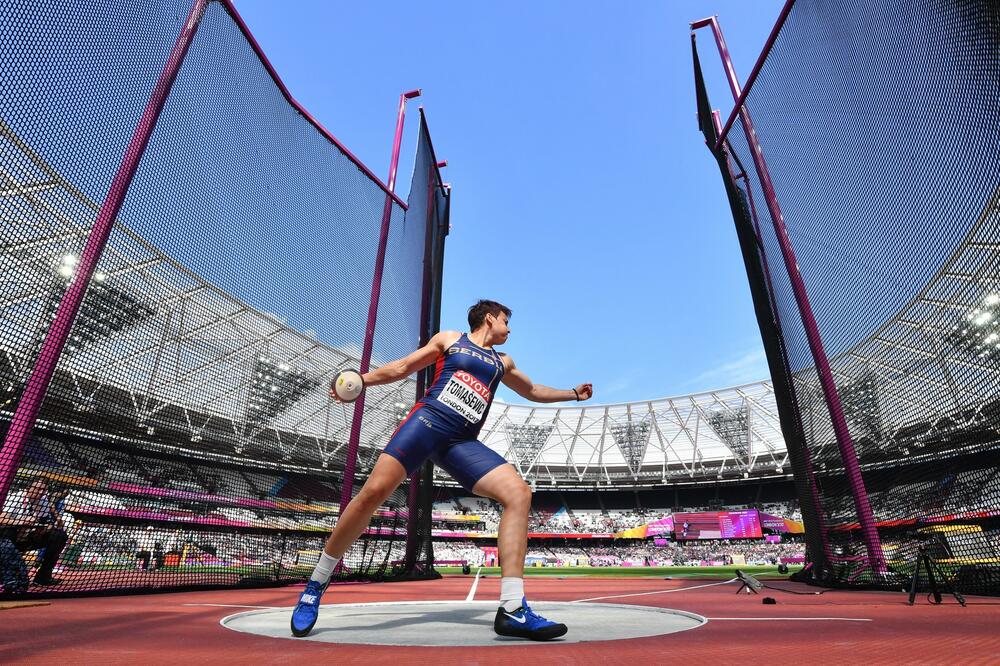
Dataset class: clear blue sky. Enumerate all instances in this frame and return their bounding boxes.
[229,0,786,404]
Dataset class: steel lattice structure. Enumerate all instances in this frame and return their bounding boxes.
[452,190,1000,490]
[4,116,999,494]
[465,382,788,489]
[0,108,795,489]
[788,188,1000,468]
[0,117,415,476]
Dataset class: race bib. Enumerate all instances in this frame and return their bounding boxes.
[437,370,491,422]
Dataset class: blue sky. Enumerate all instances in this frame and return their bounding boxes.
[228,0,786,404]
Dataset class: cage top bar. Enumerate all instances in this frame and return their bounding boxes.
[219,0,409,210]
[691,0,796,152]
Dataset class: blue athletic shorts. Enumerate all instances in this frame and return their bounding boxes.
[382,403,508,492]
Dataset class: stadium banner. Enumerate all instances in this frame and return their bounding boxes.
[614,524,649,539]
[296,550,321,568]
[527,532,614,539]
[759,512,804,534]
[430,530,633,539]
[645,516,675,536]
[23,469,347,515]
[431,513,481,523]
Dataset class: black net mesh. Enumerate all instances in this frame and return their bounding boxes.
[692,37,831,580]
[0,0,444,598]
[695,0,1000,594]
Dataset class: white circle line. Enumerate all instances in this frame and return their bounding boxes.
[570,578,738,602]
[707,617,873,622]
[219,600,709,646]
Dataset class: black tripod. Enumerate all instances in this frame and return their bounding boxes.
[734,569,762,594]
[907,544,966,607]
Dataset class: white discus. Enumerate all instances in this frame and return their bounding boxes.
[331,369,365,402]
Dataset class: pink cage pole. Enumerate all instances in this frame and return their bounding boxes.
[339,89,422,514]
[0,0,210,505]
[692,8,886,574]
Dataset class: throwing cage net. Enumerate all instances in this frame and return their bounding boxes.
[694,0,1000,594]
[0,0,448,598]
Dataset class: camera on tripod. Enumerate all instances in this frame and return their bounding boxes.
[906,529,965,607]
[908,530,942,543]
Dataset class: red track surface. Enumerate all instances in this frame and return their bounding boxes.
[2,576,998,664]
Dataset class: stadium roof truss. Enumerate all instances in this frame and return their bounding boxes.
[7,115,997,488]
[469,191,1000,488]
[789,187,1000,468]
[461,381,790,489]
[0,109,795,486]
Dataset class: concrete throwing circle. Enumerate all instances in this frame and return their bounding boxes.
[221,600,706,646]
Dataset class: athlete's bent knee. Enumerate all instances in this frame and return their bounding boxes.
[500,481,531,511]
[356,479,395,510]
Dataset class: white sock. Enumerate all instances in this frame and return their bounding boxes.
[310,552,341,584]
[500,576,524,611]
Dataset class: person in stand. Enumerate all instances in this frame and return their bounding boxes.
[135,526,162,571]
[0,477,69,586]
[291,300,592,640]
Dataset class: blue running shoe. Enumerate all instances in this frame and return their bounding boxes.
[290,579,328,637]
[494,596,567,641]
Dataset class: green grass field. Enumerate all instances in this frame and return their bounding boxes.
[434,565,802,579]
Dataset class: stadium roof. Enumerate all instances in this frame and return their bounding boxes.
[0,117,792,487]
[6,119,996,489]
[468,383,788,489]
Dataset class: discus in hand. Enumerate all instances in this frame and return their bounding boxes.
[331,368,365,403]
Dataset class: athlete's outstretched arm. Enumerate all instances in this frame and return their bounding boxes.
[354,330,459,390]
[500,355,592,404]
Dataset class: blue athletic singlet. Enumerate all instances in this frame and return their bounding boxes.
[382,334,509,490]
[422,333,505,434]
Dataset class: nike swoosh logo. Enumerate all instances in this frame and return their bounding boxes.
[503,611,527,624]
